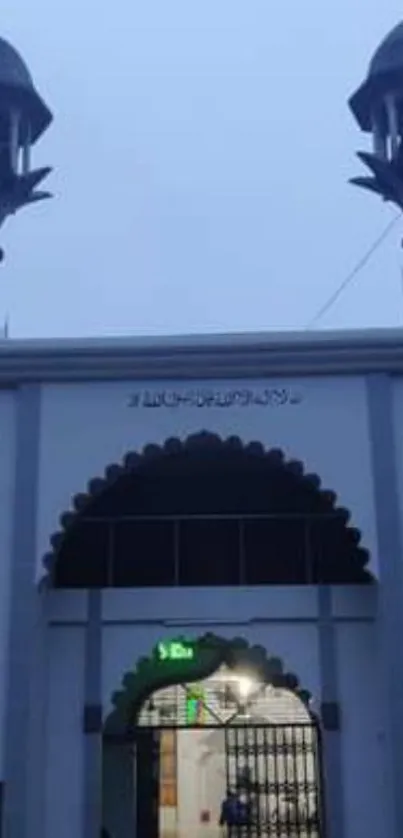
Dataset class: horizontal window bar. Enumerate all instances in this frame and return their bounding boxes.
[78,512,343,524]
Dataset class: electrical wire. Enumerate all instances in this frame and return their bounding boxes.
[305,212,401,330]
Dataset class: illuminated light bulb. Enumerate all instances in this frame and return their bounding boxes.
[237,676,254,700]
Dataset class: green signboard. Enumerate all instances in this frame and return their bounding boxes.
[157,641,194,662]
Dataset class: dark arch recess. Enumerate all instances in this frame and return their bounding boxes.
[103,633,313,737]
[42,430,372,583]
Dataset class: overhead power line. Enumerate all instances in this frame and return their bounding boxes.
[305,213,400,330]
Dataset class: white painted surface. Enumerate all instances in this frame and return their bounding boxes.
[46,586,377,625]
[337,621,388,838]
[44,626,85,838]
[0,391,16,776]
[37,375,377,578]
[176,729,225,838]
[391,377,403,564]
[101,585,320,623]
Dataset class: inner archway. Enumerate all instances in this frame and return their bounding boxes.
[44,431,372,586]
[102,635,324,838]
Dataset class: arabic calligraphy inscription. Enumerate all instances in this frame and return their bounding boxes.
[127,387,302,409]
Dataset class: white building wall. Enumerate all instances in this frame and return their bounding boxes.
[391,377,403,557]
[37,375,377,579]
[337,620,388,838]
[0,390,16,778]
[99,586,321,714]
[44,625,85,838]
[44,586,380,838]
[175,727,225,838]
[37,371,383,838]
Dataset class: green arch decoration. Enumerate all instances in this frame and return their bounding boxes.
[103,633,312,737]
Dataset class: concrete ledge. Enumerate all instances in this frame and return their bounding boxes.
[2,327,403,382]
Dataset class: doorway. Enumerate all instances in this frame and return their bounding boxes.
[135,721,322,838]
[103,664,324,838]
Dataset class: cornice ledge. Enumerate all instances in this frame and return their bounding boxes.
[1,332,403,382]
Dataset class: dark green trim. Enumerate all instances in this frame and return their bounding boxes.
[103,633,311,736]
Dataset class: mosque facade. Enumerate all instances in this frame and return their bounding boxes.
[0,328,400,838]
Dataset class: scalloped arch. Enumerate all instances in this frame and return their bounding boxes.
[103,633,313,736]
[42,430,371,581]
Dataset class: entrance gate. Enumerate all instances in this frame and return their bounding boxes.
[134,721,323,838]
[104,637,325,838]
[225,723,322,837]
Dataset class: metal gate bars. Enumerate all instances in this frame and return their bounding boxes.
[224,723,324,838]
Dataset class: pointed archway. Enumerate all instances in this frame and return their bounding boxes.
[42,431,372,586]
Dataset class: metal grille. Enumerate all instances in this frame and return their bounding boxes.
[138,670,311,728]
[224,723,323,838]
